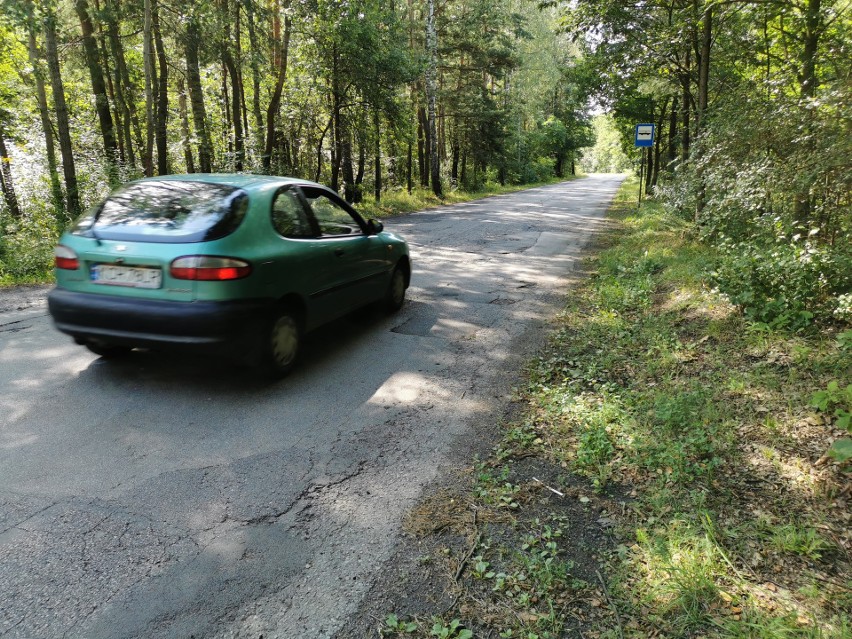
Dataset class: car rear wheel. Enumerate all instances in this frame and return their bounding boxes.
[263,310,301,377]
[385,266,406,313]
[84,341,133,358]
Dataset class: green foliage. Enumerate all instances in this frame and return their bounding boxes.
[559,0,852,329]
[579,115,631,173]
[710,242,841,331]
[768,524,833,560]
[471,555,495,580]
[829,438,852,464]
[573,400,619,487]
[473,462,521,509]
[0,210,58,284]
[429,618,472,639]
[811,380,852,462]
[380,613,419,636]
[668,88,852,328]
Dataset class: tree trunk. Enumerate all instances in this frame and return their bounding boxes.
[800,0,822,99]
[223,51,244,171]
[667,96,678,169]
[178,79,195,173]
[143,0,155,176]
[220,0,243,171]
[695,7,712,217]
[234,3,249,145]
[652,98,668,187]
[264,10,291,174]
[406,137,412,194]
[152,2,169,175]
[221,65,233,162]
[75,0,118,182]
[0,131,21,219]
[96,16,125,166]
[44,11,81,220]
[680,63,691,163]
[330,46,342,192]
[374,109,381,202]
[794,0,823,218]
[185,17,213,172]
[696,6,712,130]
[426,0,441,197]
[451,140,459,184]
[645,146,654,193]
[26,16,64,217]
[245,1,264,154]
[342,131,357,203]
[105,0,143,170]
[417,106,427,187]
[355,131,365,187]
[315,115,332,183]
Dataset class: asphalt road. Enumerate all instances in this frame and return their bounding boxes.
[0,174,624,638]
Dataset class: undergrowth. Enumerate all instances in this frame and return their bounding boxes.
[357,177,567,220]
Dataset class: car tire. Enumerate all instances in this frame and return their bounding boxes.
[262,309,301,377]
[384,266,406,313]
[84,341,132,358]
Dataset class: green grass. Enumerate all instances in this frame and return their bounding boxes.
[358,176,569,219]
[378,175,850,638]
[519,177,851,638]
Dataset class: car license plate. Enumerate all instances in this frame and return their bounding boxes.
[92,264,162,289]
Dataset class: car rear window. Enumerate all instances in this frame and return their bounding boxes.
[73,181,249,243]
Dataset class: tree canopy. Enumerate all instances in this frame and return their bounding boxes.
[0,0,591,217]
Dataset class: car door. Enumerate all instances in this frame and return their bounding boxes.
[262,186,333,327]
[299,186,389,316]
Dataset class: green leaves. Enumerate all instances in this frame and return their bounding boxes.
[380,613,418,636]
[810,380,852,463]
[430,618,473,639]
[828,438,852,463]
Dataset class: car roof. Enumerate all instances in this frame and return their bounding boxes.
[131,173,323,191]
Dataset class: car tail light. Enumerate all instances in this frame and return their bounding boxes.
[54,245,79,270]
[170,256,252,281]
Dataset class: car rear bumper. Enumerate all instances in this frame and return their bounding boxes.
[47,287,270,352]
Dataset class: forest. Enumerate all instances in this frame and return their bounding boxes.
[569,0,851,329]
[0,0,594,277]
[0,0,849,328]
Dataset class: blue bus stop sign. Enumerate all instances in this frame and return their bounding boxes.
[635,123,655,147]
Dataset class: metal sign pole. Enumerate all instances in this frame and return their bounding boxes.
[634,123,654,209]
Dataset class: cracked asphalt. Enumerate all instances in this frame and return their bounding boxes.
[0,174,623,638]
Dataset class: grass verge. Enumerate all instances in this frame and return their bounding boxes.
[371,177,850,638]
[357,177,569,220]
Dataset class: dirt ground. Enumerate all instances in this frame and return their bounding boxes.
[334,397,621,638]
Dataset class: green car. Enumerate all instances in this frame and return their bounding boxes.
[48,174,411,375]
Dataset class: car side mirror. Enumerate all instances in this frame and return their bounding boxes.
[367,219,384,235]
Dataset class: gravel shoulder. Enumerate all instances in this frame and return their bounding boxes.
[0,284,51,315]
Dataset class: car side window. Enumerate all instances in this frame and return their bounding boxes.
[302,189,364,237]
[271,189,312,238]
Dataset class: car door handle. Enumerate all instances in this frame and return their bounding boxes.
[334,248,345,257]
